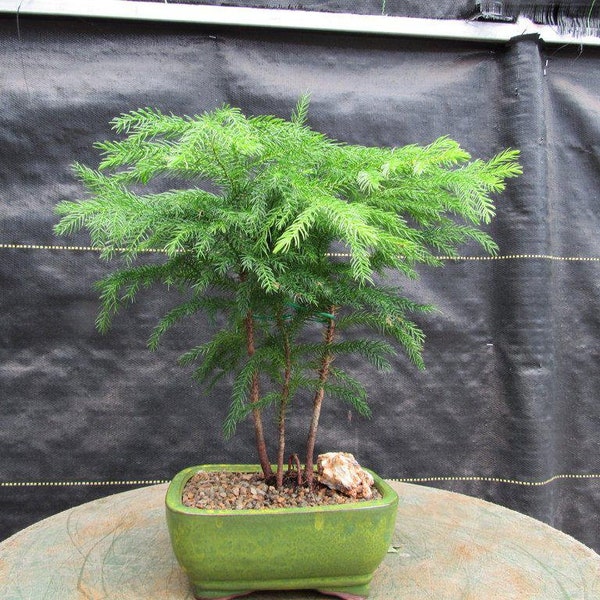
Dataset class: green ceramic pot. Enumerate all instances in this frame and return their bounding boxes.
[165,464,398,600]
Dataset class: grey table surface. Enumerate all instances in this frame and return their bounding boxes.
[0,480,599,599]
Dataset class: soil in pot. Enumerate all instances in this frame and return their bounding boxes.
[182,470,382,511]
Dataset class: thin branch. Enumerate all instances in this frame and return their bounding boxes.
[243,303,273,479]
[276,308,293,488]
[304,307,337,486]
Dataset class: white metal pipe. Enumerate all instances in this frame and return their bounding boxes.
[0,0,598,46]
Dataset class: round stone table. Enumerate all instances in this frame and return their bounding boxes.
[0,481,598,599]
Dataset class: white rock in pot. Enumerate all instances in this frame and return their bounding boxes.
[317,452,375,499]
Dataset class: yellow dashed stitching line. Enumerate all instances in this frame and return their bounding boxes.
[438,254,600,262]
[0,479,169,487]
[1,474,599,488]
[391,474,600,486]
[0,244,158,253]
[3,244,600,262]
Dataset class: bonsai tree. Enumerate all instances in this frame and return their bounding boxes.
[55,96,521,488]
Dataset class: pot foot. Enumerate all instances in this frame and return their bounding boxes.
[318,583,370,600]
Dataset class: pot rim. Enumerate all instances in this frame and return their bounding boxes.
[165,463,399,517]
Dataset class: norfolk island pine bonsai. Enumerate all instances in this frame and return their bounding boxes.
[54,96,521,599]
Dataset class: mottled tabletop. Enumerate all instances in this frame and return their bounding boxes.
[0,480,598,599]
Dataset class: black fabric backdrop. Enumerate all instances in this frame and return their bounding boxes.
[1,13,600,556]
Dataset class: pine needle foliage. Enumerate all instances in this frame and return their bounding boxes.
[54,96,521,484]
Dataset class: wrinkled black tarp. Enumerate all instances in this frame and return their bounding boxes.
[1,15,600,556]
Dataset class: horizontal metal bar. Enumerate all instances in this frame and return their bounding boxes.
[0,0,599,46]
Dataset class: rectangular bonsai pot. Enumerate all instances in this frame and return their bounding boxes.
[165,464,398,600]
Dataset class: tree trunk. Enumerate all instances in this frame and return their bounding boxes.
[244,309,273,479]
[276,311,293,488]
[304,309,337,486]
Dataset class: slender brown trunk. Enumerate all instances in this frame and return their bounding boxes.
[276,311,292,488]
[244,309,273,479]
[304,307,337,486]
[288,453,302,486]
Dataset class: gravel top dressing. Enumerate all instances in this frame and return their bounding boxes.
[182,470,382,510]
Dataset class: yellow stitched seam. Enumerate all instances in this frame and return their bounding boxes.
[3,244,600,262]
[390,474,600,486]
[1,474,599,487]
[0,244,158,253]
[0,479,170,487]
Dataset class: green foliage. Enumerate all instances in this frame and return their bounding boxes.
[54,97,521,466]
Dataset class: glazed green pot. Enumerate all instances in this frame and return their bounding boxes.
[165,464,398,600]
